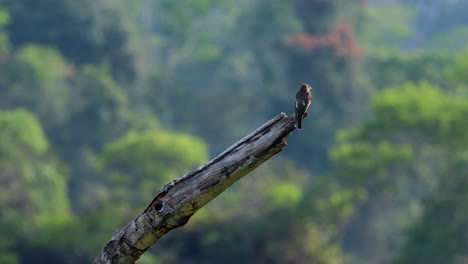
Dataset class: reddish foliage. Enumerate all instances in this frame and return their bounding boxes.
[285,22,362,57]
[0,53,7,64]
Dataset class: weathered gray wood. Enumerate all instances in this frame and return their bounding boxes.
[94,112,297,264]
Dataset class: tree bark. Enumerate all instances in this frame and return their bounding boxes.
[94,112,297,264]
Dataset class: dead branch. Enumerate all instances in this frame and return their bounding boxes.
[94,112,297,264]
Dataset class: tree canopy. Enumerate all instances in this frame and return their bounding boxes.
[0,0,467,263]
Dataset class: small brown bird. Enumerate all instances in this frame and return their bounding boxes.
[295,84,312,129]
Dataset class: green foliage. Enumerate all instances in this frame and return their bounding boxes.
[448,48,468,85]
[0,44,71,126]
[152,161,349,264]
[1,0,468,263]
[0,253,18,264]
[0,109,47,155]
[332,80,468,262]
[428,26,468,52]
[0,110,73,263]
[99,129,208,204]
[389,49,468,264]
[0,9,10,53]
[4,0,136,80]
[395,153,468,264]
[56,64,131,153]
[332,141,412,182]
[304,179,367,243]
[332,82,468,193]
[370,82,448,132]
[267,183,302,209]
[366,53,454,90]
[366,82,468,145]
[269,1,370,171]
[157,0,217,41]
[15,45,69,84]
[0,9,9,26]
[192,160,309,222]
[0,109,70,229]
[361,3,415,51]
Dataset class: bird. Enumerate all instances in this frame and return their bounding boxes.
[295,84,312,130]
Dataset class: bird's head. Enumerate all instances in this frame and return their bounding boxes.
[300,84,312,92]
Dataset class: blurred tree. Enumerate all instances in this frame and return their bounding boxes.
[395,153,468,264]
[332,82,468,263]
[126,0,370,175]
[7,1,467,263]
[0,109,69,226]
[0,8,10,54]
[96,129,209,214]
[359,3,415,52]
[0,44,71,128]
[148,160,355,264]
[448,47,468,86]
[392,52,468,264]
[57,64,130,153]
[0,39,139,213]
[137,0,246,136]
[408,0,468,50]
[366,53,453,91]
[0,109,72,263]
[54,64,138,212]
[278,0,369,171]
[428,26,468,52]
[3,0,136,81]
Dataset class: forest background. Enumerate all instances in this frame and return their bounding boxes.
[1,0,468,263]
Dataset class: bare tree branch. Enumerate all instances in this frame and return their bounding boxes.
[94,112,297,264]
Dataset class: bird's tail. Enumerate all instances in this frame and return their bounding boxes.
[297,118,302,130]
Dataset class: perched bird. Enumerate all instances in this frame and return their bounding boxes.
[295,84,312,129]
